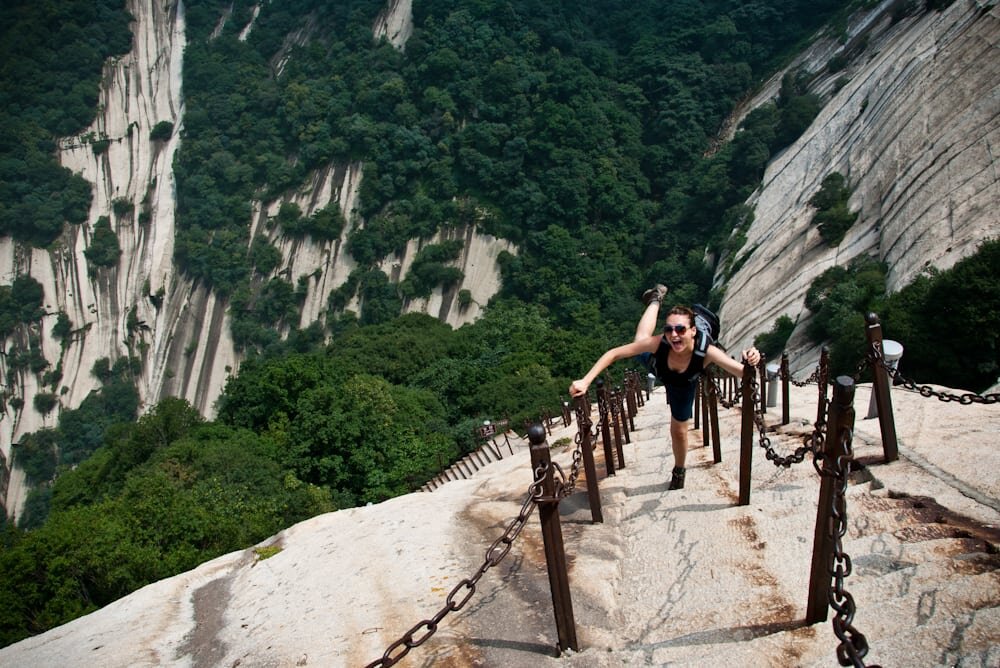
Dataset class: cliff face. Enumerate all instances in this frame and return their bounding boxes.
[718,0,1000,372]
[2,0,996,517]
[0,0,515,518]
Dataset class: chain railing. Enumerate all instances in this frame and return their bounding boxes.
[746,368,814,468]
[366,461,549,667]
[875,355,1000,405]
[809,377,879,668]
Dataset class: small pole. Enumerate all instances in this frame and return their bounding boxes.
[528,425,579,652]
[573,395,604,523]
[864,313,899,462]
[781,353,790,426]
[738,362,755,506]
[708,376,722,464]
[816,347,830,430]
[759,356,768,414]
[693,379,702,430]
[806,377,856,624]
[596,380,617,477]
[766,362,780,409]
[701,379,710,449]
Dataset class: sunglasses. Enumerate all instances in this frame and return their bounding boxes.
[663,324,688,334]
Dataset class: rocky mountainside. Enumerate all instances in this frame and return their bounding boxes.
[1,0,997,522]
[718,0,1000,370]
[0,377,996,666]
[0,0,514,517]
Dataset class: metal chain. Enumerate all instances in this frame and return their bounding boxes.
[872,354,1000,405]
[779,363,823,387]
[746,368,813,467]
[365,462,549,667]
[813,428,878,667]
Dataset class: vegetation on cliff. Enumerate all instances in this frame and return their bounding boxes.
[3,0,997,649]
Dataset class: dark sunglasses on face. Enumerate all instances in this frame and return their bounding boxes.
[664,324,688,334]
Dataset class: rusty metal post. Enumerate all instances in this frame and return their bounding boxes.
[626,372,638,418]
[708,377,722,464]
[693,379,701,429]
[616,388,631,443]
[701,378,710,449]
[781,353,790,426]
[613,389,627,468]
[758,357,767,414]
[621,386,635,433]
[527,425,579,652]
[561,400,572,428]
[596,380,616,477]
[738,363,755,506]
[865,313,899,463]
[572,395,604,523]
[806,376,856,624]
[816,347,830,430]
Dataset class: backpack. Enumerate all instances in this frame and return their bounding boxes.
[692,303,720,357]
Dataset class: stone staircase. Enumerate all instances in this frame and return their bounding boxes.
[420,431,525,492]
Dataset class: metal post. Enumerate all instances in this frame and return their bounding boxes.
[781,353,790,426]
[572,396,604,523]
[615,388,631,445]
[596,380,616,477]
[693,378,701,429]
[708,377,722,464]
[864,313,899,462]
[766,362,780,408]
[701,379,710,449]
[608,387,624,468]
[806,377,856,624]
[528,425,579,652]
[758,357,767,414]
[817,347,830,430]
[613,390,627,468]
[866,339,904,418]
[738,363,755,506]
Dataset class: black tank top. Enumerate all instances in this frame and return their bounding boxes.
[652,335,706,386]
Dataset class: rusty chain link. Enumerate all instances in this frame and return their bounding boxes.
[366,462,549,667]
[778,362,823,387]
[869,350,1000,405]
[745,366,813,467]
[812,428,879,667]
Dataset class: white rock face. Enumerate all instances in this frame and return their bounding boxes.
[719,1,1000,375]
[373,0,414,49]
[0,0,508,519]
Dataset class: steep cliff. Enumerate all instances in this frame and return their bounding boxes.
[718,0,1000,373]
[0,0,514,518]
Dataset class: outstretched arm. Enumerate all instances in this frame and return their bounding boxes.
[706,344,761,377]
[569,336,659,397]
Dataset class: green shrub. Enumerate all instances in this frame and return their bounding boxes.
[91,138,111,154]
[111,198,133,218]
[33,393,58,415]
[809,173,858,246]
[149,120,174,141]
[754,314,796,359]
[84,216,122,269]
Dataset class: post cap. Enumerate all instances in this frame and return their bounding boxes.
[527,424,547,445]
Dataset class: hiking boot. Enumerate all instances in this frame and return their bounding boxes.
[668,466,686,490]
[641,283,668,306]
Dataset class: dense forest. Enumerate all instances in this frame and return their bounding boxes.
[0,0,993,647]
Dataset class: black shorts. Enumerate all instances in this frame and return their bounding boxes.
[637,352,697,421]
